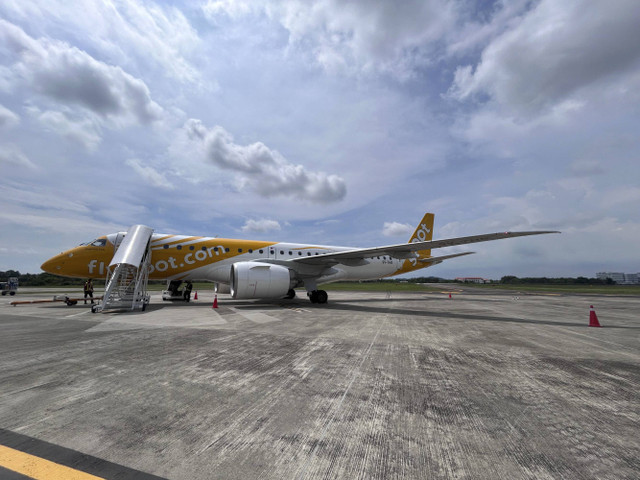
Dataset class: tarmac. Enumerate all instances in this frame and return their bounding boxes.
[0,286,638,479]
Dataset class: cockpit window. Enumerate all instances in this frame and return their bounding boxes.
[80,238,107,247]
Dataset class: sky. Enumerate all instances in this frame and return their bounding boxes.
[1,0,639,279]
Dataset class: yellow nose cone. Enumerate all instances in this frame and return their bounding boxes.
[41,253,65,274]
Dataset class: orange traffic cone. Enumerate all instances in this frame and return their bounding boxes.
[212,295,218,309]
[194,291,198,300]
[589,305,601,327]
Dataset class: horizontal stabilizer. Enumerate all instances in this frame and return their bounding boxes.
[419,251,475,264]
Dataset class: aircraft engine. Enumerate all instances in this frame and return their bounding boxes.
[214,282,231,294]
[230,262,293,299]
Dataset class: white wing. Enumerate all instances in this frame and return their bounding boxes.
[290,230,559,266]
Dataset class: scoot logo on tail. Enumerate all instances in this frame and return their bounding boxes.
[411,223,432,243]
[406,213,434,268]
[409,213,434,244]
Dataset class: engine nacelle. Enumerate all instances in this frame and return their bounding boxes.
[214,282,231,294]
[230,262,293,299]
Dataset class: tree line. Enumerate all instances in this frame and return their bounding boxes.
[1,270,616,287]
[496,276,615,285]
[1,270,85,286]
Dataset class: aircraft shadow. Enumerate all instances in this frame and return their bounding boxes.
[321,301,640,329]
[52,297,639,330]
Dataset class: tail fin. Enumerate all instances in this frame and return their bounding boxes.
[391,213,435,276]
[408,213,434,257]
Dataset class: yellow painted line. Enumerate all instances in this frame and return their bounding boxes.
[0,445,105,480]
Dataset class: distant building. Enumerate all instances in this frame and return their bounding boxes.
[456,277,490,284]
[596,272,640,284]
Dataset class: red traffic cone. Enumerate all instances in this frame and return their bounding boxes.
[449,293,452,299]
[589,305,601,327]
[194,291,198,300]
[212,295,218,309]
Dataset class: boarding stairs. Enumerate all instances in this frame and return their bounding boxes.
[93,225,154,313]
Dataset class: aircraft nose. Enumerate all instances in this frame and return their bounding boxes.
[41,253,65,274]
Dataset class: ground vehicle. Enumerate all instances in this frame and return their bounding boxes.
[0,277,18,296]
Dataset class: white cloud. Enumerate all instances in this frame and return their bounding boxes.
[267,0,456,78]
[0,0,201,85]
[31,108,102,151]
[0,103,19,128]
[448,0,640,116]
[0,208,119,236]
[0,145,36,170]
[182,119,346,203]
[0,19,163,125]
[203,0,252,21]
[382,221,413,237]
[125,158,175,190]
[0,183,90,214]
[241,218,281,233]
[569,159,605,178]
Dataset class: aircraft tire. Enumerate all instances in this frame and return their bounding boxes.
[309,291,319,304]
[317,290,328,304]
[309,290,328,304]
[285,289,296,299]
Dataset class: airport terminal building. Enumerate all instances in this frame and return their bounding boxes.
[596,272,640,284]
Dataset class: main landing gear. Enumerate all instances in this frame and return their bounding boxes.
[308,290,328,304]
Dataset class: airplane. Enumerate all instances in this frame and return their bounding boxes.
[40,213,558,305]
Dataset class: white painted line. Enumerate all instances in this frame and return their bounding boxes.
[242,312,280,324]
[65,310,91,318]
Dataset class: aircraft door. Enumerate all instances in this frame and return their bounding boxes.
[113,233,126,253]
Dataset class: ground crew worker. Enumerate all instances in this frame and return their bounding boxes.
[183,281,193,302]
[84,279,94,304]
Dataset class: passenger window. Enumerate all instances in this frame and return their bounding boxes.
[177,245,182,250]
[259,249,264,254]
[202,246,207,251]
[289,251,292,255]
[190,246,194,250]
[249,249,253,253]
[298,252,302,256]
[214,247,218,252]
[280,250,284,255]
[164,245,169,249]
[238,248,243,253]
[225,248,230,252]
